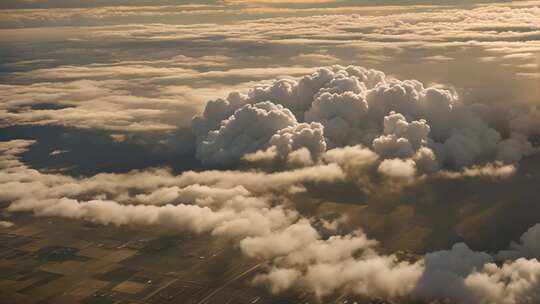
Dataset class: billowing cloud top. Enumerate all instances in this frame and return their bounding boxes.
[193,65,537,172]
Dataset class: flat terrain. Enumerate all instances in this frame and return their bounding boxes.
[0,212,311,304]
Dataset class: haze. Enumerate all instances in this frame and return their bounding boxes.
[1,1,540,303]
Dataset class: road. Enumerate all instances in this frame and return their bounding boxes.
[196,262,263,304]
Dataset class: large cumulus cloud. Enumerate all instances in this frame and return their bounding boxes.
[194,100,326,166]
[192,65,538,172]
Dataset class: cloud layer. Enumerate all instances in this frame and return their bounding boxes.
[1,115,540,303]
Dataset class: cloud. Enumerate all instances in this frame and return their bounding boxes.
[510,107,540,137]
[1,141,307,240]
[412,243,540,304]
[1,63,317,134]
[496,132,535,164]
[321,144,378,168]
[301,255,422,299]
[271,122,326,162]
[0,221,14,228]
[3,138,540,303]
[0,79,200,132]
[464,258,540,304]
[252,267,302,294]
[412,243,493,302]
[133,184,251,206]
[250,228,423,299]
[304,90,369,147]
[437,162,516,179]
[195,101,299,166]
[378,158,417,179]
[0,0,540,302]
[286,147,314,167]
[193,65,538,177]
[9,197,300,239]
[498,224,540,260]
[240,219,319,259]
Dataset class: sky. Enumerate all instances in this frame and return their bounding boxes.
[1,0,540,303]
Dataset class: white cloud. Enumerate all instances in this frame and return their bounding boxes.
[378,158,417,180]
[0,221,14,228]
[194,65,537,174]
[2,138,540,303]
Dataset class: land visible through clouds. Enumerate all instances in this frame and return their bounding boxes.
[1,1,540,303]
